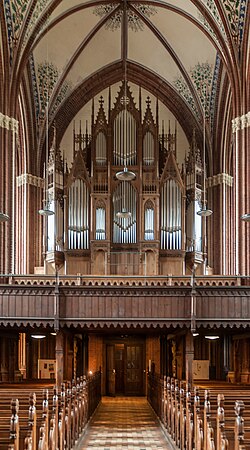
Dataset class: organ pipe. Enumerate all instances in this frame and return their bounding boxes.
[96,207,105,240]
[160,179,182,250]
[68,179,89,249]
[96,132,107,165]
[113,111,137,165]
[143,131,154,165]
[145,207,154,240]
[113,181,137,244]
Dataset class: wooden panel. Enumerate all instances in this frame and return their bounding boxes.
[0,285,250,329]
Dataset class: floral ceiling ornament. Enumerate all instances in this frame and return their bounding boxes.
[93,3,156,32]
[222,0,246,43]
[3,0,50,57]
[37,61,71,120]
[197,0,226,43]
[199,0,247,45]
[190,62,213,119]
[173,76,199,120]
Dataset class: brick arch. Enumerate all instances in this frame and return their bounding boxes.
[50,61,203,162]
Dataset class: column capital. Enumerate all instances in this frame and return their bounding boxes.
[207,173,233,188]
[232,111,250,133]
[16,173,44,188]
[0,112,19,134]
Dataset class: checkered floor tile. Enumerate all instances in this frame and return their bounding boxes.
[79,397,172,449]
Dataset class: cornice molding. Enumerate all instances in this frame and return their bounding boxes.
[0,112,19,134]
[207,173,233,187]
[16,173,44,188]
[232,111,250,133]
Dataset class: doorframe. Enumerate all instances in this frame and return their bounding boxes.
[103,336,146,396]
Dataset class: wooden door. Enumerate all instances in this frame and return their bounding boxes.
[106,344,116,396]
[115,344,125,394]
[125,344,143,395]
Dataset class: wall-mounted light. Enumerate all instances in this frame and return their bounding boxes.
[205,335,219,340]
[192,333,199,337]
[88,370,93,376]
[31,334,46,339]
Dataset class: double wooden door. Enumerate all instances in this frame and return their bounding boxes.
[106,341,144,396]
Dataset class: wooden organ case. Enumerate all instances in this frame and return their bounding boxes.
[44,83,195,276]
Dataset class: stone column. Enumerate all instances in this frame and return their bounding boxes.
[0,115,18,274]
[232,112,250,275]
[207,174,233,274]
[185,330,194,386]
[55,330,64,387]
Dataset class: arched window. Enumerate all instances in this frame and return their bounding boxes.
[160,179,182,250]
[68,178,89,249]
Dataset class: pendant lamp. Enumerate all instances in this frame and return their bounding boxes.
[115,0,135,183]
[197,96,213,217]
[39,18,54,217]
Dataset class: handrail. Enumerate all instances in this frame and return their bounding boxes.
[0,273,249,287]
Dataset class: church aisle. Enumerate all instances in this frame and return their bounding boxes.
[78,397,173,450]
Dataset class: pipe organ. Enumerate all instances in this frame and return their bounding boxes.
[42,82,209,276]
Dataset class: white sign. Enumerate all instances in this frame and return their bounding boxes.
[192,360,209,380]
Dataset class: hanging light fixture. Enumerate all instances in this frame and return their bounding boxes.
[197,91,213,217]
[0,212,10,222]
[115,0,135,182]
[39,16,54,217]
[116,208,132,219]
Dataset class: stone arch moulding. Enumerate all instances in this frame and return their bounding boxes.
[52,61,203,152]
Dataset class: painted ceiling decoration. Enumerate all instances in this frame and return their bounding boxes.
[94,3,156,32]
[0,0,249,175]
[37,61,71,119]
[199,0,247,47]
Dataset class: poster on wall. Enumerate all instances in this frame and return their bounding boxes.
[192,360,209,380]
[38,359,56,379]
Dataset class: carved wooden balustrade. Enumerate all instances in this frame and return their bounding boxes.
[0,372,101,450]
[0,275,250,330]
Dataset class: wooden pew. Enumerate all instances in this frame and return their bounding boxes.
[0,372,101,450]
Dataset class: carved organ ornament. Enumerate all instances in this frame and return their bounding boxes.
[42,83,208,275]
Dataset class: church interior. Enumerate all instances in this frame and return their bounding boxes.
[0,0,250,447]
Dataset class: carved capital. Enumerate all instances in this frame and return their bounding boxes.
[207,173,233,188]
[16,173,44,188]
[232,112,250,133]
[0,113,19,134]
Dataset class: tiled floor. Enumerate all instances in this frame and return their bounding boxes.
[79,397,173,450]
